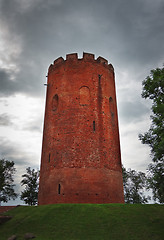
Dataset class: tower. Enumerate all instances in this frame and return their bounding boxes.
[38,52,124,204]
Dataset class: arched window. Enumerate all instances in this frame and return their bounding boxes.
[52,94,58,111]
[79,86,90,105]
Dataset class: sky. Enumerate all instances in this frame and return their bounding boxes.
[0,0,164,205]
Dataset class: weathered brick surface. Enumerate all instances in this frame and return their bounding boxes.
[0,206,17,214]
[38,52,124,204]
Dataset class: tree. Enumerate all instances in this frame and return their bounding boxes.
[0,159,18,205]
[147,162,164,203]
[122,166,150,204]
[139,66,164,162]
[139,66,164,203]
[20,167,40,206]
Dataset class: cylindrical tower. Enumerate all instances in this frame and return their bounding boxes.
[38,52,124,204]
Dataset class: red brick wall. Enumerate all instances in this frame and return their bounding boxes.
[38,52,124,204]
[0,206,17,214]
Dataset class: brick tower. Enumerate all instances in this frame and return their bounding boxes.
[38,52,124,204]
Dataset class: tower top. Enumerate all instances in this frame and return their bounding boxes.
[38,52,124,204]
[48,52,114,73]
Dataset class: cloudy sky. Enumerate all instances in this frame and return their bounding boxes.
[0,0,164,205]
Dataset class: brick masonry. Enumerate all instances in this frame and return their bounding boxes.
[0,206,17,214]
[38,52,124,204]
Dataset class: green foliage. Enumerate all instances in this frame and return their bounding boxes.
[0,159,18,205]
[20,167,39,206]
[147,162,164,203]
[139,66,164,162]
[0,204,164,240]
[122,166,150,204]
[139,66,164,203]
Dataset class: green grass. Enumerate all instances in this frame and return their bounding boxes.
[0,204,164,240]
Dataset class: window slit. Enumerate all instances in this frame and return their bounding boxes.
[93,121,96,132]
[49,153,50,162]
[58,184,61,195]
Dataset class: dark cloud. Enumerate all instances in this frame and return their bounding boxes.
[0,0,163,197]
[0,66,44,97]
[0,1,161,207]
[0,0,163,97]
[0,69,18,97]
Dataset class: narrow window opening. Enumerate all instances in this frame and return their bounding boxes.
[58,184,61,195]
[109,97,114,117]
[98,74,102,84]
[52,94,59,111]
[48,153,50,162]
[93,121,96,132]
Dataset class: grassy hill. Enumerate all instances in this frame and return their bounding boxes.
[0,204,164,240]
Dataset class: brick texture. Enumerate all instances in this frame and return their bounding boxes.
[38,52,124,204]
[0,206,17,214]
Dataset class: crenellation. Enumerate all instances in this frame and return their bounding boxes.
[83,52,95,61]
[97,56,108,65]
[38,53,124,205]
[66,53,78,61]
[48,64,54,73]
[54,57,64,65]
[39,52,124,205]
[49,53,113,72]
[108,63,114,71]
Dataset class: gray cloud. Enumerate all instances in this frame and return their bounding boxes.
[0,136,40,205]
[0,113,13,126]
[22,124,42,133]
[0,138,29,166]
[118,101,150,123]
[22,118,43,132]
[0,0,163,97]
[0,0,163,201]
[0,137,40,171]
[0,69,18,97]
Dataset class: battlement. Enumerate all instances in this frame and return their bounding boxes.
[48,52,114,73]
[54,57,64,65]
[83,52,95,61]
[39,51,124,205]
[66,53,78,60]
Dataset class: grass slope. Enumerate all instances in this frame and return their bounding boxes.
[0,204,164,240]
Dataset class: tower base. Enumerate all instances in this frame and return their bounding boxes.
[38,167,124,204]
